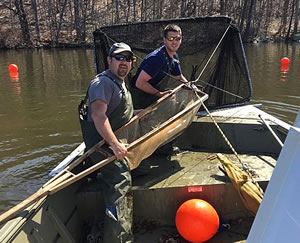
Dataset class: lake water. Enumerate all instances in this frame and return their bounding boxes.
[0,43,299,216]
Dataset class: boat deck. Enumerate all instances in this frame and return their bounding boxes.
[133,151,276,189]
[131,150,274,242]
[78,105,282,242]
[134,218,252,243]
[78,149,276,242]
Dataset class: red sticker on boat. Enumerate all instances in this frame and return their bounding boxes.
[188,186,203,192]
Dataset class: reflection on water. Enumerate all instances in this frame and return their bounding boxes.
[279,71,289,83]
[0,44,299,215]
[9,72,21,96]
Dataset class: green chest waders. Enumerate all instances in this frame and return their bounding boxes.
[79,79,134,243]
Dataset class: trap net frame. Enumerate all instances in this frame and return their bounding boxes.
[116,83,209,169]
[93,16,252,111]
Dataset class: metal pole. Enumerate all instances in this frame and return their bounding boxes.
[258,114,283,147]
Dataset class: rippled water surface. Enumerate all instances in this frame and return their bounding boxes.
[245,43,300,123]
[0,43,299,215]
[0,49,95,213]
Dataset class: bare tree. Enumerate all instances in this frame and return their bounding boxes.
[243,0,256,41]
[252,0,264,37]
[181,0,196,17]
[74,0,81,41]
[239,0,248,32]
[55,0,68,43]
[263,0,273,37]
[293,0,299,35]
[133,0,137,21]
[207,0,214,15]
[31,0,41,42]
[181,0,187,17]
[14,0,32,46]
[286,0,296,41]
[114,0,120,23]
[274,0,290,38]
[220,0,225,15]
[47,0,57,44]
[2,0,300,48]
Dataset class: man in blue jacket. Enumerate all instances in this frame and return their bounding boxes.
[131,24,188,109]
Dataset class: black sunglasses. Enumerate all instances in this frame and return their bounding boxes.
[113,54,135,62]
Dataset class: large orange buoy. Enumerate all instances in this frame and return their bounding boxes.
[176,199,219,243]
[280,57,290,72]
[8,64,18,73]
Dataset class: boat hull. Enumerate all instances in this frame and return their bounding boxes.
[0,105,289,243]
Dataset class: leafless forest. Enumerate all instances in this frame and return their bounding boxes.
[0,0,299,48]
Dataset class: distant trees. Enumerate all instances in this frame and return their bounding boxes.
[0,0,32,46]
[0,0,299,48]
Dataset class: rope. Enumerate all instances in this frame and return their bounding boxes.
[196,80,244,100]
[201,99,262,187]
[192,24,231,84]
[190,85,261,187]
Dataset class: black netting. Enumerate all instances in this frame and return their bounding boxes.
[93,16,252,110]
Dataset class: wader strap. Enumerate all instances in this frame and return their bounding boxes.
[79,75,133,154]
[79,73,122,121]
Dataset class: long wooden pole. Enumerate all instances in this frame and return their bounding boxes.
[0,143,105,224]
[0,84,187,225]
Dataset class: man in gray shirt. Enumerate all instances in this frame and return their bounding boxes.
[80,43,137,243]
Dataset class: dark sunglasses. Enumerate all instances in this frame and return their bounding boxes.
[166,35,182,41]
[113,54,136,62]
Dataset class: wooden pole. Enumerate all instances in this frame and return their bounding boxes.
[0,83,193,225]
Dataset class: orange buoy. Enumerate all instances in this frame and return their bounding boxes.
[281,57,290,66]
[175,199,219,243]
[8,64,18,73]
[280,57,290,72]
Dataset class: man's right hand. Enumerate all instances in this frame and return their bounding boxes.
[110,141,128,160]
[157,90,173,97]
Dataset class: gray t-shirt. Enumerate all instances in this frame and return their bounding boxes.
[87,70,127,121]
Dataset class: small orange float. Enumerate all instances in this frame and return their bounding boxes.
[8,64,18,73]
[280,57,290,72]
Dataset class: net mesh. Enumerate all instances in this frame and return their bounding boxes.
[93,16,252,110]
[114,84,208,170]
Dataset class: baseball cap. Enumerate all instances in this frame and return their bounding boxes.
[108,43,133,56]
